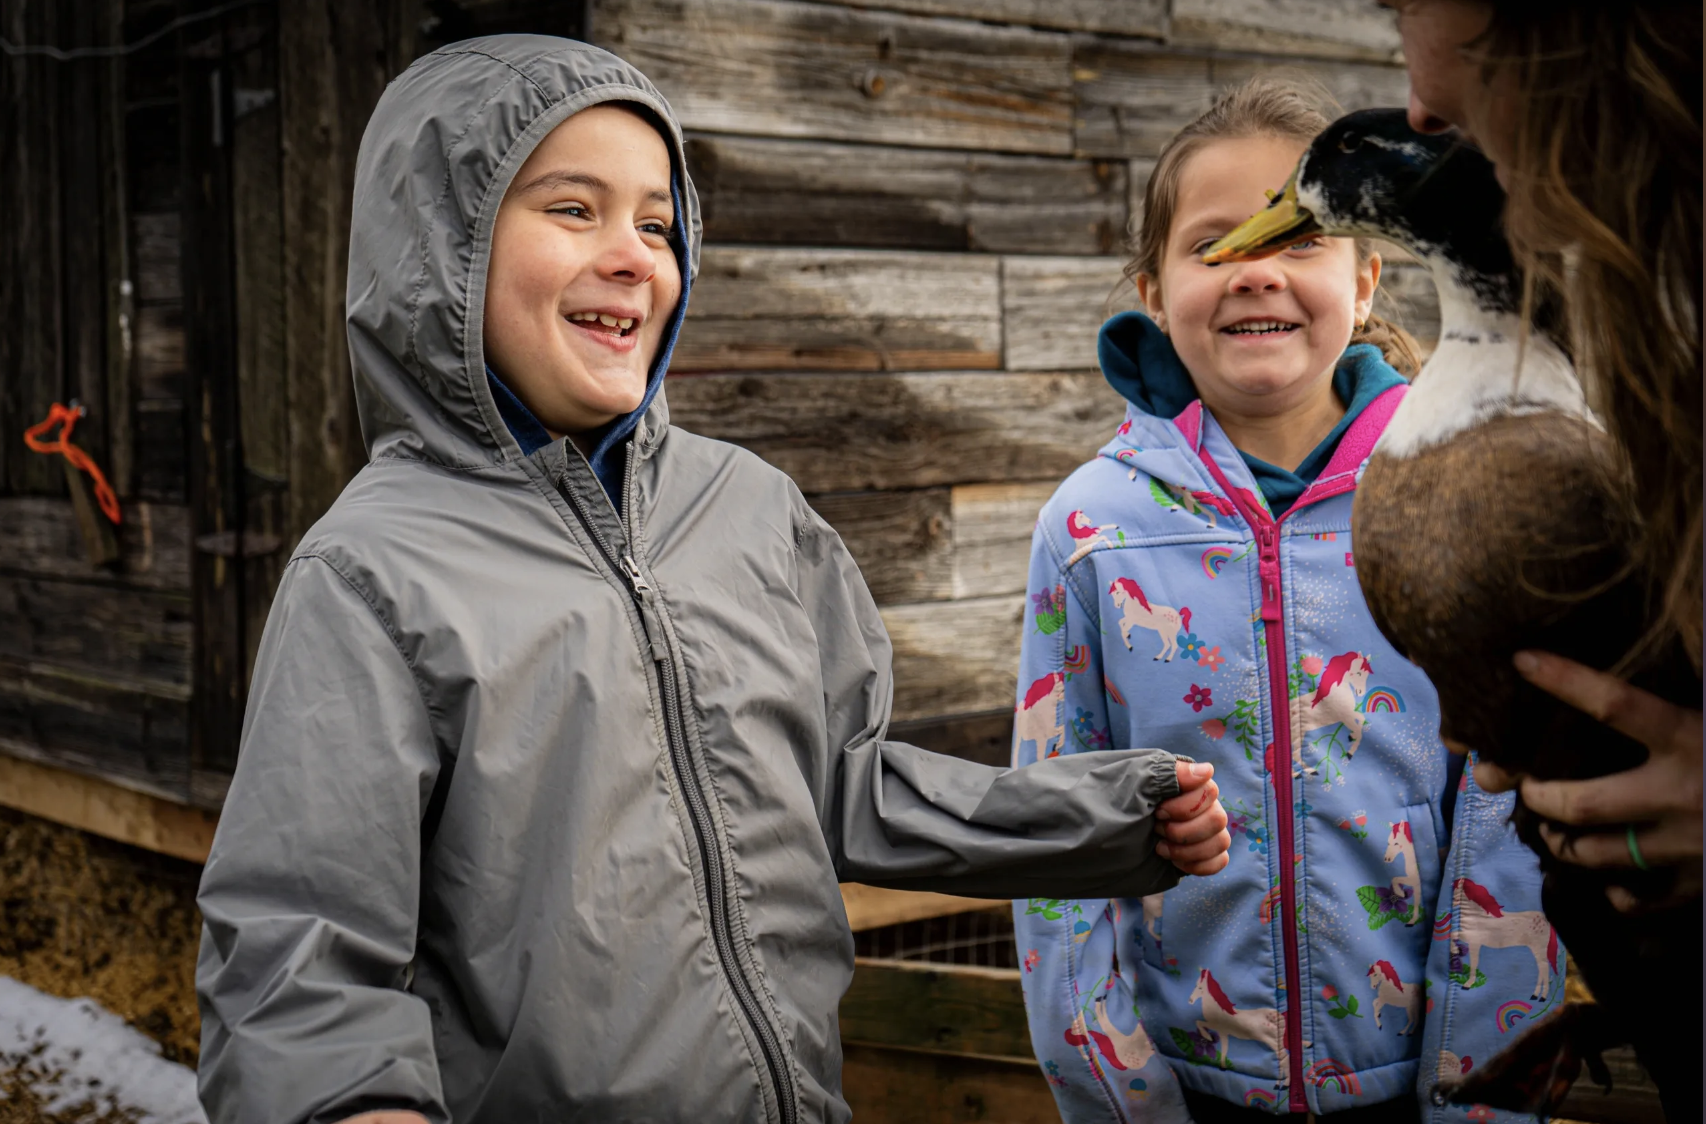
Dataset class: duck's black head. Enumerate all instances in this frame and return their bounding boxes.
[1204,108,1519,315]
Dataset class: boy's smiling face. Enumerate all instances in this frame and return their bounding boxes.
[484,104,682,438]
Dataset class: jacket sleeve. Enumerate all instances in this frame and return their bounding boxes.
[1416,758,1558,1124]
[1010,522,1194,1123]
[796,508,1186,900]
[196,556,448,1124]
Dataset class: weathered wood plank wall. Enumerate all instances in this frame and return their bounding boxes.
[590,0,1431,739]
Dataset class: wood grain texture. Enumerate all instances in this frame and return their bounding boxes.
[0,576,193,688]
[0,498,190,592]
[1002,255,1138,371]
[882,594,1022,719]
[831,0,1165,37]
[1169,0,1405,64]
[840,1043,1058,1122]
[1072,41,1409,158]
[677,247,1002,371]
[1375,261,1440,350]
[666,371,1126,493]
[0,752,213,862]
[841,958,1032,1061]
[839,885,1002,932]
[888,707,1014,768]
[686,133,1129,254]
[814,482,1048,604]
[591,0,1075,155]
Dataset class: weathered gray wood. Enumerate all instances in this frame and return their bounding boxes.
[1002,255,1139,371]
[0,658,192,807]
[0,497,191,591]
[1169,0,1405,65]
[134,303,185,401]
[833,0,1164,37]
[1375,261,1440,351]
[841,1042,1057,1122]
[132,212,182,304]
[888,708,1013,768]
[135,398,186,503]
[677,248,1002,372]
[1127,155,1156,234]
[1072,42,1409,158]
[686,133,1129,254]
[814,481,1049,605]
[591,0,1075,155]
[841,958,1032,1061]
[0,576,193,688]
[883,594,1021,719]
[667,371,1127,493]
[101,0,133,502]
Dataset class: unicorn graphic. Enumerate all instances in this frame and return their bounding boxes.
[1064,999,1159,1071]
[1013,672,1066,761]
[1065,510,1120,565]
[1367,960,1425,1034]
[1141,892,1165,948]
[1188,968,1288,1078]
[1107,578,1190,661]
[1153,480,1239,529]
[1452,878,1558,1000]
[1383,821,1423,925]
[1290,652,1372,774]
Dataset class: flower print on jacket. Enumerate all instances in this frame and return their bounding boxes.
[1182,684,1213,712]
[1032,584,1067,635]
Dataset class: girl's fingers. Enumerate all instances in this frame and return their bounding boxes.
[1158,780,1219,823]
[1172,851,1231,877]
[1163,803,1228,846]
[1514,650,1701,758]
[1522,752,1702,827]
[1158,830,1232,868]
[1472,759,1520,793]
[1538,819,1699,869]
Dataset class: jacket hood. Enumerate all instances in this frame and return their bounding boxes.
[346,35,702,469]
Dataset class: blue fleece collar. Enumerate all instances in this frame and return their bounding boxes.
[1098,311,1406,514]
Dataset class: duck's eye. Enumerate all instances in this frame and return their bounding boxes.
[1338,132,1362,154]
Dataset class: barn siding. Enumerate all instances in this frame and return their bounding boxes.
[0,0,1436,801]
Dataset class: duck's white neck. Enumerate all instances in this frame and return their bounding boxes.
[1377,261,1594,459]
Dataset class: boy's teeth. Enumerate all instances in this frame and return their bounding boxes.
[566,311,637,332]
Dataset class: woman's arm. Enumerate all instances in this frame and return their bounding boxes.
[1467,650,1702,910]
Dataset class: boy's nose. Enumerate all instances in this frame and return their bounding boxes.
[598,228,658,285]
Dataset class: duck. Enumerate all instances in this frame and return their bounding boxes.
[1203,109,1699,1123]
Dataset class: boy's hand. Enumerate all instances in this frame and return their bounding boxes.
[1155,761,1231,876]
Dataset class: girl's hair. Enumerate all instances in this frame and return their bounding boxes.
[1476,4,1702,671]
[1126,75,1423,377]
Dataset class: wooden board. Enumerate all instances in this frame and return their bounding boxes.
[813,482,1048,605]
[0,576,193,688]
[677,247,1001,372]
[882,594,1022,720]
[842,958,1032,1061]
[1002,256,1138,371]
[0,753,214,864]
[840,1043,1059,1123]
[830,0,1165,37]
[591,0,1075,155]
[686,133,1129,254]
[0,659,192,806]
[667,371,1125,493]
[1071,42,1409,158]
[1375,261,1441,349]
[0,497,191,591]
[889,708,1014,768]
[840,884,1002,932]
[1169,0,1405,65]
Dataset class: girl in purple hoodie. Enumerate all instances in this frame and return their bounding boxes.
[1012,78,1557,1124]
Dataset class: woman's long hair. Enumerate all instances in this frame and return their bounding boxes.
[1126,74,1424,377]
[1480,3,1703,671]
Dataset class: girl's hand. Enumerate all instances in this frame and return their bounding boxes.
[1156,761,1232,876]
[1473,651,1703,911]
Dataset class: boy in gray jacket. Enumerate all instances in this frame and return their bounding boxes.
[194,36,1230,1124]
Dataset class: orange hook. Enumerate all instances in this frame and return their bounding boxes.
[23,401,121,525]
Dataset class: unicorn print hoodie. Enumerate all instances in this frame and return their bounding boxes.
[1012,313,1559,1123]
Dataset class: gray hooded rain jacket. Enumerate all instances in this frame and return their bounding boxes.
[195,35,1187,1124]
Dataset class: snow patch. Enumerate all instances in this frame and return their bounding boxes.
[0,976,205,1123]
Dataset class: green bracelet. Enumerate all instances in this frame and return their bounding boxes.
[1625,824,1652,872]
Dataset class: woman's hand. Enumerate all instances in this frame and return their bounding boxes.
[1473,650,1702,911]
[1155,761,1231,876]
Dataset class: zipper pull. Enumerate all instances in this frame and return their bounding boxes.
[622,554,670,662]
[1256,525,1282,621]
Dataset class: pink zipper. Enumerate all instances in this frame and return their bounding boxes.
[1197,449,1310,1111]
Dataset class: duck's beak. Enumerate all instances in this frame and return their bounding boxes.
[1201,174,1322,264]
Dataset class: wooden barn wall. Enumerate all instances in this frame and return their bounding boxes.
[0,0,1437,806]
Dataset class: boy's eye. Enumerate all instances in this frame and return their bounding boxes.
[548,204,591,219]
[640,221,675,238]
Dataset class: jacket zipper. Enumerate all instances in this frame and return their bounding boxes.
[1197,452,1310,1111]
[554,447,799,1124]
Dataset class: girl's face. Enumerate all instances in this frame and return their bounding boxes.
[484,104,682,436]
[1138,135,1377,419]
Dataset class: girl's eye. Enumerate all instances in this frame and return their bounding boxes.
[1288,238,1321,251]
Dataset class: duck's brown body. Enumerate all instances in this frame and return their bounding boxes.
[1353,410,1700,1121]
